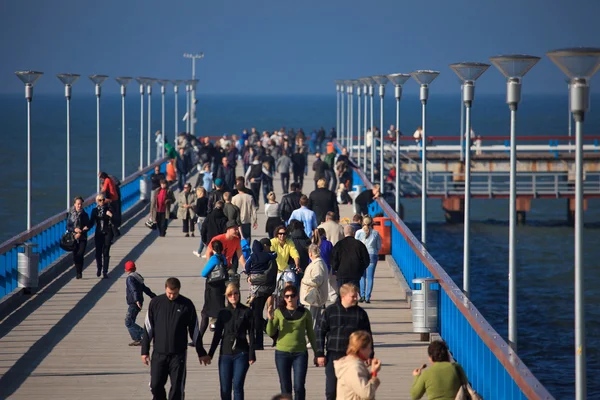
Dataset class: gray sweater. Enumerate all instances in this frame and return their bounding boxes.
[276,155,292,174]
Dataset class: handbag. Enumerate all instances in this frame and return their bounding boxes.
[207,255,227,284]
[454,364,482,400]
[60,231,77,251]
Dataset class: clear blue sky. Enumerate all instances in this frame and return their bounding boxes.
[1,0,599,95]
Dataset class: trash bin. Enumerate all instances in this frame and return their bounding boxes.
[140,174,150,201]
[412,278,439,338]
[17,242,39,292]
[373,217,391,255]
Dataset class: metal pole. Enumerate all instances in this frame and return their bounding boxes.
[147,84,152,166]
[27,96,32,230]
[66,88,71,210]
[357,87,361,165]
[460,84,465,161]
[174,85,179,142]
[379,86,385,193]
[508,106,517,350]
[574,114,586,400]
[363,84,368,169]
[421,98,427,245]
[186,85,190,133]
[340,86,345,147]
[395,87,400,215]
[161,86,165,159]
[568,82,572,154]
[121,86,126,180]
[463,103,472,297]
[191,60,196,137]
[349,86,354,156]
[96,86,101,190]
[347,87,351,150]
[370,87,374,183]
[139,85,144,170]
[336,85,339,147]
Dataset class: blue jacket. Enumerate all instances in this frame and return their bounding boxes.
[245,240,277,275]
[288,207,318,238]
[355,229,382,257]
[201,254,229,277]
[125,273,156,305]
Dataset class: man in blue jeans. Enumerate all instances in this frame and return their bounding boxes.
[176,148,188,192]
[315,283,373,400]
[124,261,156,346]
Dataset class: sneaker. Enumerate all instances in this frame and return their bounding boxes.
[192,251,200,258]
[359,296,365,303]
[209,324,216,332]
[185,233,190,238]
[191,233,195,237]
[365,299,371,304]
[129,340,141,346]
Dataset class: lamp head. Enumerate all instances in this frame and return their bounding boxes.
[410,70,440,86]
[57,73,80,86]
[387,73,411,86]
[89,74,109,86]
[371,75,389,86]
[16,71,43,86]
[449,62,489,83]
[115,76,133,86]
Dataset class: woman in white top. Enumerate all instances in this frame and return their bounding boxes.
[354,217,382,303]
[264,191,282,239]
[300,244,329,329]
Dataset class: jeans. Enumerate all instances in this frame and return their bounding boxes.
[196,217,206,253]
[274,350,308,400]
[325,170,337,192]
[125,304,143,341]
[262,177,273,204]
[280,172,290,194]
[360,255,378,300]
[219,352,250,400]
[177,171,186,192]
[325,351,346,400]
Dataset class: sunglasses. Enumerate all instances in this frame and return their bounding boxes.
[277,232,287,236]
[227,292,239,297]
[97,199,104,202]
[284,294,297,299]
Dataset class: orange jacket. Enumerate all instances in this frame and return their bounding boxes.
[102,177,119,201]
[166,161,177,182]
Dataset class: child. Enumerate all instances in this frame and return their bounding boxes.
[244,238,277,305]
[124,261,156,346]
[337,183,352,205]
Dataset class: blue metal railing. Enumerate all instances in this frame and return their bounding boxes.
[335,140,553,399]
[0,159,167,299]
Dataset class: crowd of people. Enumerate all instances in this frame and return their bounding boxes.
[64,130,474,400]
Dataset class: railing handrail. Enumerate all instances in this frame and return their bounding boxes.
[342,145,553,399]
[0,158,166,255]
[350,135,600,142]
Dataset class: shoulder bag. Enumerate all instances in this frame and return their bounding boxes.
[60,231,77,252]
[207,255,227,284]
[454,363,482,400]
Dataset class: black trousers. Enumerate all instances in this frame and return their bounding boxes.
[293,169,304,190]
[325,351,346,400]
[251,294,268,348]
[94,230,113,275]
[156,212,168,236]
[150,351,187,400]
[182,217,195,233]
[325,169,337,192]
[250,182,261,206]
[280,172,290,194]
[72,239,87,275]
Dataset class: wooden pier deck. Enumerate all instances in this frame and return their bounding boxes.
[0,157,429,399]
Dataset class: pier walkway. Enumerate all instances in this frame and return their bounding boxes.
[0,157,429,399]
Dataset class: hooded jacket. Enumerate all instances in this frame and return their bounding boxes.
[125,272,156,305]
[245,240,277,275]
[289,228,311,270]
[201,208,228,244]
[334,355,380,400]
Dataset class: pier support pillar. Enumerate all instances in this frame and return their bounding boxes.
[442,198,464,224]
[567,198,588,226]
[516,198,531,225]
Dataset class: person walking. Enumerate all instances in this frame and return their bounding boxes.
[331,225,370,289]
[334,331,381,400]
[89,194,114,279]
[355,217,382,303]
[300,244,328,329]
[266,285,317,400]
[209,282,256,400]
[279,182,302,223]
[287,195,317,238]
[141,277,211,400]
[223,192,242,227]
[193,187,209,257]
[313,228,336,303]
[276,151,292,194]
[245,155,263,206]
[177,183,197,237]
[312,153,327,191]
[291,146,306,190]
[317,212,344,246]
[262,158,275,205]
[231,183,258,242]
[176,148,188,192]
[208,178,226,214]
[148,165,165,225]
[265,191,282,239]
[152,180,175,237]
[124,261,156,346]
[155,130,163,160]
[206,221,247,277]
[315,283,374,400]
[66,196,90,279]
[200,240,229,335]
[308,178,338,224]
[198,200,228,258]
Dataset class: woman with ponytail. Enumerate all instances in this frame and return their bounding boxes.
[354,217,382,303]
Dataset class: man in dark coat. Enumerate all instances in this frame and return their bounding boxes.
[200,200,228,248]
[215,156,236,192]
[354,184,381,216]
[331,225,370,289]
[207,178,226,214]
[312,153,327,191]
[308,178,339,224]
[279,182,303,222]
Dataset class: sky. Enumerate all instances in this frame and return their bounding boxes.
[1,0,599,95]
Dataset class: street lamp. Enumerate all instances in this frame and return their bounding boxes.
[335,81,341,146]
[172,80,183,145]
[355,80,362,164]
[184,82,191,133]
[115,77,132,180]
[339,81,345,148]
[157,80,170,159]
[15,70,43,230]
[489,54,540,352]
[89,74,109,190]
[372,75,389,193]
[146,78,156,166]
[388,73,411,215]
[135,77,149,170]
[183,52,204,137]
[547,47,600,400]
[359,78,374,173]
[449,62,489,298]
[57,73,80,211]
[344,81,353,152]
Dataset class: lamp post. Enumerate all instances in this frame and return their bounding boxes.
[365,78,376,182]
[184,82,191,133]
[335,81,341,146]
[490,55,540,352]
[146,79,156,166]
[359,78,372,171]
[460,81,465,161]
[547,47,600,400]
[339,81,345,148]
[89,74,109,190]
[372,76,389,193]
[345,81,353,152]
[388,73,411,215]
[135,78,149,170]
[57,73,80,210]
[449,62,489,297]
[410,70,440,247]
[157,80,170,159]
[356,80,362,164]
[172,80,183,144]
[15,71,43,230]
[183,53,204,137]
[115,77,132,180]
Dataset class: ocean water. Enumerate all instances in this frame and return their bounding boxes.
[0,93,599,398]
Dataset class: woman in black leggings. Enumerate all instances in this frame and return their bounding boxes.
[89,194,114,279]
[66,196,90,279]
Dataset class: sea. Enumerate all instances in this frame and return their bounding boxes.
[0,92,599,398]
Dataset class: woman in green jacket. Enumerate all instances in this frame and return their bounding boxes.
[410,340,466,400]
[266,285,316,400]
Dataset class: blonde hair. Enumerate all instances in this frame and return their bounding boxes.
[372,184,380,191]
[196,187,206,198]
[225,282,239,297]
[267,191,276,202]
[96,194,105,202]
[346,330,372,356]
[339,283,358,297]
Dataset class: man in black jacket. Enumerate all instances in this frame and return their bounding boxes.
[354,184,381,216]
[207,178,226,214]
[279,182,302,222]
[142,277,210,400]
[200,200,228,251]
[308,178,339,224]
[312,153,327,190]
[330,225,370,289]
[315,283,373,400]
[215,156,236,192]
